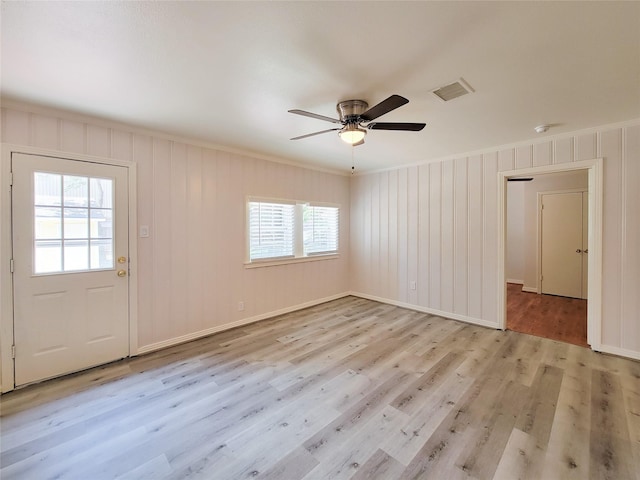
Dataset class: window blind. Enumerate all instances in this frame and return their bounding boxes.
[248,201,295,260]
[303,205,339,255]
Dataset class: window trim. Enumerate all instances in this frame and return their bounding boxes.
[245,196,339,267]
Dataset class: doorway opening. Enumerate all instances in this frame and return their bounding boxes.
[497,159,603,351]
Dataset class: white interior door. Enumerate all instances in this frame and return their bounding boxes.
[540,192,586,298]
[12,153,130,386]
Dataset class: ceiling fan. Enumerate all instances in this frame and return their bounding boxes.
[288,94,426,146]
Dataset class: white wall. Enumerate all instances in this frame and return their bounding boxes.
[506,182,524,283]
[521,171,588,291]
[351,121,640,358]
[1,105,351,352]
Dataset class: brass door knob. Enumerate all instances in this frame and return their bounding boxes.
[117,270,127,277]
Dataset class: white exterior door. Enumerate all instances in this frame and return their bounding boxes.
[540,191,588,299]
[12,153,130,386]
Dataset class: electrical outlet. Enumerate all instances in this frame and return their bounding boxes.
[410,281,416,290]
[238,301,245,311]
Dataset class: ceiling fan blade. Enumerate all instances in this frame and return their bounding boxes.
[367,122,426,131]
[288,109,342,124]
[360,95,409,121]
[290,128,340,140]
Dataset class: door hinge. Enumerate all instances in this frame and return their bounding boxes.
[11,345,16,359]
[10,258,14,273]
[8,172,13,187]
[540,275,543,281]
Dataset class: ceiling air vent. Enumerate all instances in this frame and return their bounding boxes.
[431,78,474,102]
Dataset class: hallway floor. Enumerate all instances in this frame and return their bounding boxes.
[506,283,588,348]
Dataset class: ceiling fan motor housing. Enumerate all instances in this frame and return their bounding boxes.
[337,100,369,123]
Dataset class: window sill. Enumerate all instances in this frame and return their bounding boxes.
[244,253,339,269]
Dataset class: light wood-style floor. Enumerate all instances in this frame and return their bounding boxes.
[1,297,639,480]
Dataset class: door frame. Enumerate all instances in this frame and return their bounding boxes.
[1,144,139,392]
[497,158,603,351]
[537,188,588,296]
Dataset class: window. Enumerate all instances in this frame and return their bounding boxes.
[248,201,295,260]
[303,205,339,255]
[33,172,114,274]
[247,199,339,263]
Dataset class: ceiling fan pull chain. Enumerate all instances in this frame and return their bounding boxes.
[351,145,355,174]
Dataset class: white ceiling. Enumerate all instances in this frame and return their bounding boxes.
[2,1,639,172]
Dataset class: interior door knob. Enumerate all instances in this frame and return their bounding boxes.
[576,249,582,253]
[117,270,127,277]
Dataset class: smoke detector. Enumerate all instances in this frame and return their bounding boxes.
[534,124,550,134]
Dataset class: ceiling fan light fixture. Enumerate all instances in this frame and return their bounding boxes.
[339,125,366,145]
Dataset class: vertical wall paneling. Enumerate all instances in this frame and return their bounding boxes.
[362,174,373,295]
[467,155,484,319]
[498,148,515,172]
[454,157,469,315]
[379,172,390,300]
[186,146,204,332]
[428,162,442,310]
[554,137,574,164]
[1,108,30,145]
[575,133,597,161]
[417,165,430,307]
[397,168,408,302]
[407,166,419,305]
[482,153,498,323]
[60,119,86,154]
[600,129,624,347]
[388,170,399,300]
[151,138,172,345]
[440,161,454,312]
[371,174,380,297]
[86,125,110,158]
[515,145,533,169]
[169,142,188,339]
[32,115,59,150]
[111,130,134,161]
[133,135,154,346]
[622,125,640,352]
[533,141,552,167]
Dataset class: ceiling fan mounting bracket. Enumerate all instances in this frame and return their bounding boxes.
[337,100,369,123]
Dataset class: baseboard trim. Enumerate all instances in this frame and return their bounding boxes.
[506,279,523,285]
[521,286,538,293]
[593,344,640,361]
[349,291,501,330]
[137,292,351,355]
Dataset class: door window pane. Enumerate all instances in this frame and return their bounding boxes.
[90,209,112,238]
[33,172,115,274]
[35,207,62,239]
[35,240,62,273]
[64,240,89,271]
[64,208,89,238]
[90,239,113,269]
[90,177,112,208]
[63,176,88,207]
